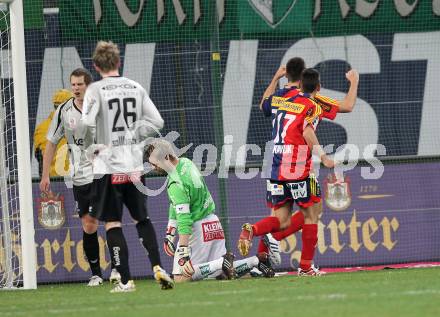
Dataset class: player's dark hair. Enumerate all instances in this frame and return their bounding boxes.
[70,68,93,86]
[300,68,320,93]
[286,57,305,82]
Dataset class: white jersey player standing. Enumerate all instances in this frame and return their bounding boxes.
[81,41,173,292]
[40,68,109,286]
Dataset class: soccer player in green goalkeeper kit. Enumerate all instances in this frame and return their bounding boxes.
[145,139,274,282]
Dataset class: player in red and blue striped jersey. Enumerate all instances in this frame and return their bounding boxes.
[256,58,359,275]
[238,69,336,274]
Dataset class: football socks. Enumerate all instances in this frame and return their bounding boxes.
[106,227,131,284]
[252,216,281,236]
[300,224,318,270]
[136,219,162,268]
[82,231,102,278]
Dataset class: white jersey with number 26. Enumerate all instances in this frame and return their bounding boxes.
[81,76,164,174]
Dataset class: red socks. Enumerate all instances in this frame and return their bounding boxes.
[300,224,318,270]
[254,212,318,271]
[257,239,267,253]
[252,216,280,236]
[257,212,305,253]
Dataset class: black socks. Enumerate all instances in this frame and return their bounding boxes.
[136,219,162,268]
[106,227,131,284]
[82,231,102,277]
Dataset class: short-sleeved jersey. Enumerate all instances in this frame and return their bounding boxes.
[46,98,93,186]
[167,158,215,235]
[265,91,321,181]
[263,86,340,121]
[81,76,164,174]
[314,94,339,121]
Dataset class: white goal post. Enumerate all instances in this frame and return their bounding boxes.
[0,0,37,289]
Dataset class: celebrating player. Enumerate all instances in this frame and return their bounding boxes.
[145,139,275,282]
[238,69,336,275]
[256,58,359,275]
[40,68,109,286]
[81,41,173,292]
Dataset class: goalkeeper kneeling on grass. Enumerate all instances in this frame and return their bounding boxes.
[145,139,275,282]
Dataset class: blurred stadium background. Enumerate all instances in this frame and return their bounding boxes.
[1,0,440,287]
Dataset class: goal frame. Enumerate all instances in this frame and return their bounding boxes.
[0,0,37,289]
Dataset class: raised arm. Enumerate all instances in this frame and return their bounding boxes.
[338,69,359,113]
[259,66,286,110]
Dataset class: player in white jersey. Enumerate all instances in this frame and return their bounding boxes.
[40,68,107,286]
[82,41,173,292]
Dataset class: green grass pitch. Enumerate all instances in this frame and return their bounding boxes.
[1,268,439,317]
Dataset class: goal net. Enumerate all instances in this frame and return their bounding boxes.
[0,0,36,289]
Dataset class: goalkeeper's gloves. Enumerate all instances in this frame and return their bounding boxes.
[163,219,177,257]
[164,226,177,257]
[176,246,194,278]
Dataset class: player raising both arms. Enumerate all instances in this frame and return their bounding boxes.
[238,69,336,276]
[256,58,359,275]
[81,41,173,292]
[145,139,275,282]
[40,68,111,286]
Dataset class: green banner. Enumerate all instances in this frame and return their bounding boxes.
[24,0,44,29]
[313,1,440,37]
[59,0,237,43]
[0,0,43,30]
[59,0,440,42]
[238,0,312,34]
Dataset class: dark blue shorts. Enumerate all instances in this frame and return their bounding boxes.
[266,175,321,210]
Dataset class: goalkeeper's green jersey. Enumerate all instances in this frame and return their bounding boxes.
[167,158,215,235]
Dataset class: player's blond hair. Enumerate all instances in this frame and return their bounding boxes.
[144,139,177,162]
[92,41,120,73]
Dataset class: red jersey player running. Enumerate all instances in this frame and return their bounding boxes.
[255,58,359,275]
[238,68,336,275]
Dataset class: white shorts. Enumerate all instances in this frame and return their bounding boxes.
[173,213,227,275]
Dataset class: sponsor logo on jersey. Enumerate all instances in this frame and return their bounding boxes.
[203,195,213,209]
[68,117,77,129]
[267,181,284,196]
[325,173,352,211]
[102,84,137,90]
[72,135,83,146]
[202,220,225,242]
[111,172,141,184]
[175,204,190,214]
[288,181,307,199]
[38,192,66,230]
[271,96,305,113]
[112,135,137,146]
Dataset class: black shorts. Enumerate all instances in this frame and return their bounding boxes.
[266,174,321,210]
[90,174,149,222]
[72,183,95,217]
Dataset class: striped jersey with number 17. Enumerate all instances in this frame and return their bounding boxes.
[81,76,164,174]
[262,91,321,181]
